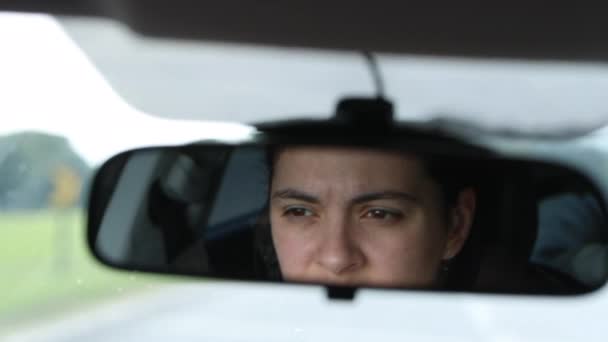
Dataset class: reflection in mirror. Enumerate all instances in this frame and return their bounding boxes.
[88,144,608,295]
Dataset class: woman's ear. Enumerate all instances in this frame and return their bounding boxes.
[443,188,476,260]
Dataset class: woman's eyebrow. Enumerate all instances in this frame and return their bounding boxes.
[271,188,320,204]
[350,191,420,205]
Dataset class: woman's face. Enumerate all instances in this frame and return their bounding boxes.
[269,147,475,288]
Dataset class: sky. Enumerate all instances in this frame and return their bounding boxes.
[0,13,254,165]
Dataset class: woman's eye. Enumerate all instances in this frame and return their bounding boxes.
[284,207,314,217]
[364,208,402,220]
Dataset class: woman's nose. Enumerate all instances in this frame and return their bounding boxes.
[315,216,364,275]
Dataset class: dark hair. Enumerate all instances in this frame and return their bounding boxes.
[421,154,477,210]
[255,146,478,283]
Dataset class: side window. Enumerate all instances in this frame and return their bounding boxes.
[533,192,608,288]
[204,147,268,240]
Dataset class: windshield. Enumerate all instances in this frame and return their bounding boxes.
[3,11,608,340]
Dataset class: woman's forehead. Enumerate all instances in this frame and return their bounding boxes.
[272,147,428,192]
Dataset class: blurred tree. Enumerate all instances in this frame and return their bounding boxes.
[0,147,26,205]
[0,131,91,210]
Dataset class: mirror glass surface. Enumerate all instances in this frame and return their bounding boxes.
[88,143,608,295]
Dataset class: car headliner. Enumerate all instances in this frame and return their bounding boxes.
[51,16,608,137]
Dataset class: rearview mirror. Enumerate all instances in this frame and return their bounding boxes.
[87,141,608,297]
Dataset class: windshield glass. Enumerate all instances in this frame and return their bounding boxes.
[3,11,608,339]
